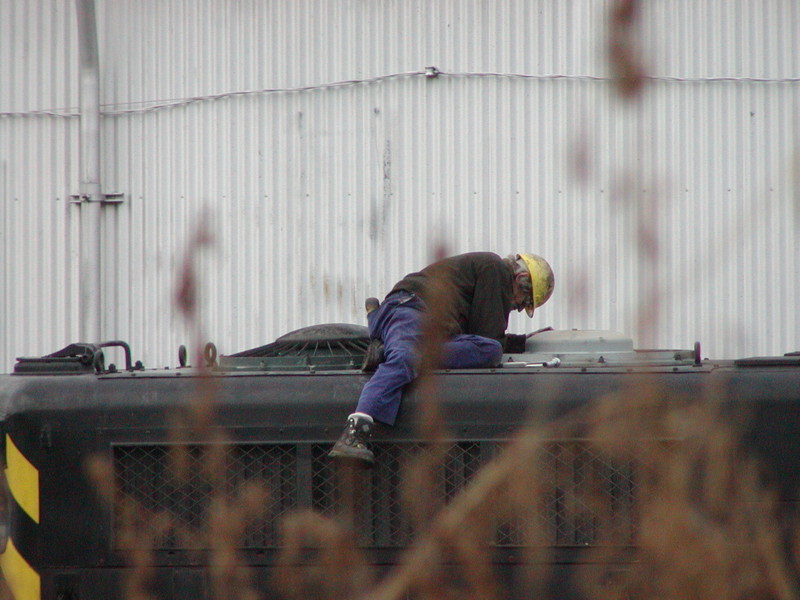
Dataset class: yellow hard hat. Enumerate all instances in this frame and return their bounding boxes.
[517,253,555,317]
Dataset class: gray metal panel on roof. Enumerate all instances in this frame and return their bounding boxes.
[1,0,798,372]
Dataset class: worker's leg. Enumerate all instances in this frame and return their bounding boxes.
[442,334,503,369]
[355,295,423,425]
[330,293,424,463]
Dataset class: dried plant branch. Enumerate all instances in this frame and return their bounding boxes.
[608,0,647,100]
[275,510,372,600]
[364,422,548,600]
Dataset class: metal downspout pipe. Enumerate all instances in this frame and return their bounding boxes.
[75,0,103,343]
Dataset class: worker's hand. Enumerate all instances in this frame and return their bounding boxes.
[525,326,553,339]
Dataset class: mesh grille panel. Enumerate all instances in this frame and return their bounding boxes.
[113,444,297,549]
[311,442,483,547]
[495,442,638,546]
[112,440,637,550]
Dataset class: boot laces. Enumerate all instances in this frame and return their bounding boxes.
[345,417,372,446]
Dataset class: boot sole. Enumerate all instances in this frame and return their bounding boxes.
[327,449,375,466]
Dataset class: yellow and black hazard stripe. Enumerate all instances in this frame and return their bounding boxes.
[0,434,40,600]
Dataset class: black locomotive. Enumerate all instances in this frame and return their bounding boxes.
[2,325,800,600]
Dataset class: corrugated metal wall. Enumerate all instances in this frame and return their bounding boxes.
[1,0,798,372]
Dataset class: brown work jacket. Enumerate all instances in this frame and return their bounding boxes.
[389,252,526,353]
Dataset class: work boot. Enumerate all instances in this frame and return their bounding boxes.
[328,413,375,465]
[361,339,385,372]
[365,297,380,314]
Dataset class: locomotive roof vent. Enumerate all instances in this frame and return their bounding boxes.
[506,329,699,368]
[527,329,635,356]
[216,323,370,372]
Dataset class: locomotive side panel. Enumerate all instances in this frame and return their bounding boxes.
[2,363,800,599]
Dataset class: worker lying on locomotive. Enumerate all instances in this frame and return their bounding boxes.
[328,251,555,465]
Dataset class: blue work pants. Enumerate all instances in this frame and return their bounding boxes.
[355,292,503,425]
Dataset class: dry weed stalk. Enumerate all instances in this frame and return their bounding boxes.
[364,420,549,600]
[275,510,372,600]
[86,217,266,600]
[608,0,646,100]
[85,454,170,600]
[171,217,265,600]
[401,244,451,533]
[581,381,798,600]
